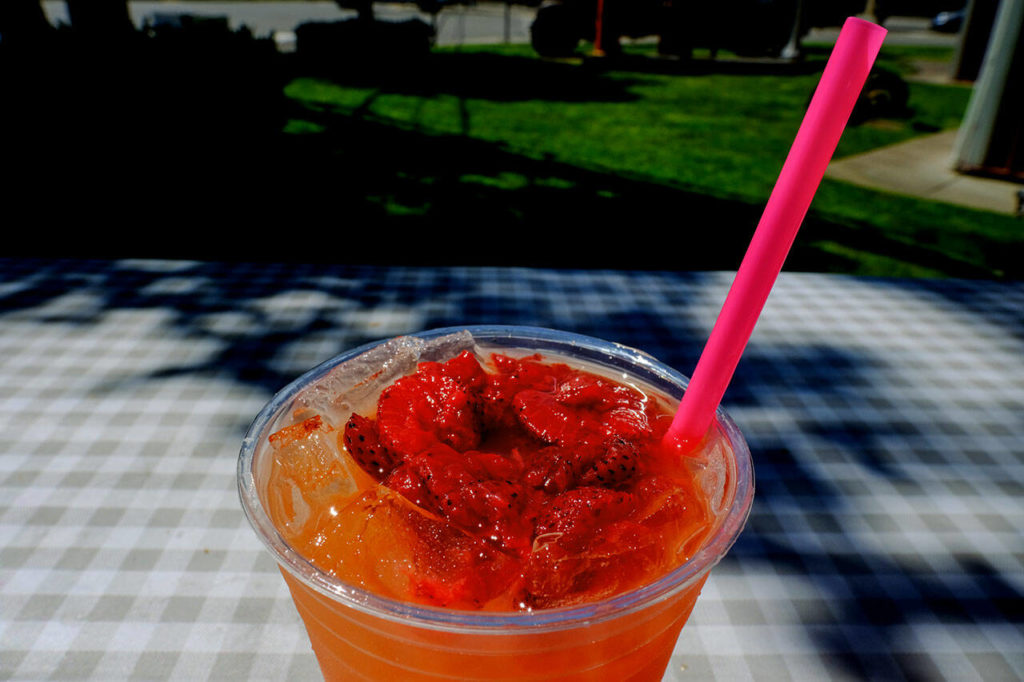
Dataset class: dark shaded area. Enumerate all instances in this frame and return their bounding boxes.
[5,16,1009,276]
[296,44,654,101]
[725,339,1024,680]
[906,276,1024,348]
[732,531,1023,679]
[950,0,1000,81]
[527,0,862,60]
[848,66,912,124]
[294,16,435,70]
[1,17,286,237]
[4,79,1001,275]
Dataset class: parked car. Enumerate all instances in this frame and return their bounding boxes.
[931,8,966,33]
[873,0,963,25]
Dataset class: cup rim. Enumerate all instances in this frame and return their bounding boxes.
[238,325,754,633]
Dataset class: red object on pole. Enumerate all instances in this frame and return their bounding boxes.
[594,0,605,55]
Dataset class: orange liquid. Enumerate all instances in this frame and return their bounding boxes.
[280,567,708,681]
[261,353,725,681]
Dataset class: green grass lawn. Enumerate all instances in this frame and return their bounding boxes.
[281,42,1020,277]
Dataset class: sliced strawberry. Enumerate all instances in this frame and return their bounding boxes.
[438,350,488,390]
[377,352,484,457]
[383,443,469,516]
[404,525,525,610]
[554,373,653,442]
[489,353,565,392]
[342,413,396,480]
[387,443,472,510]
[438,478,534,557]
[469,450,525,481]
[579,437,640,488]
[384,460,434,511]
[385,444,534,556]
[523,445,578,494]
[631,474,703,538]
[532,486,635,553]
[480,354,562,427]
[553,373,635,407]
[513,390,580,445]
[601,404,652,442]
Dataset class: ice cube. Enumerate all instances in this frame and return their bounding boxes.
[266,416,372,540]
[690,427,733,518]
[310,485,522,610]
[633,475,711,564]
[296,330,475,425]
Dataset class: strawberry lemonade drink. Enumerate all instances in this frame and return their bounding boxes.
[239,327,753,681]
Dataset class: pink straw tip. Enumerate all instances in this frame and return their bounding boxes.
[666,17,886,452]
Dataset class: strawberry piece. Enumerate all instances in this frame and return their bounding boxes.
[384,443,534,556]
[438,350,488,390]
[553,373,634,407]
[532,486,635,553]
[342,413,396,480]
[439,478,534,557]
[384,460,435,511]
[523,517,659,609]
[522,487,643,608]
[479,353,563,427]
[377,352,484,457]
[511,368,652,470]
[601,405,652,442]
[554,373,653,442]
[579,438,640,488]
[489,353,565,392]
[384,443,469,512]
[469,450,526,482]
[523,445,578,494]
[513,390,581,445]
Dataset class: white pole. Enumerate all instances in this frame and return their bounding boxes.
[952,0,1024,171]
[779,0,804,60]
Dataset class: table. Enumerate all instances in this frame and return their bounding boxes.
[2,259,1022,681]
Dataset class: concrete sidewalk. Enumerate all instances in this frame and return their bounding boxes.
[826,129,1022,216]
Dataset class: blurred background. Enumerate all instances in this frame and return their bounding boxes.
[1,0,1021,273]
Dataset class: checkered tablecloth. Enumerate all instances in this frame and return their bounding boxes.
[2,259,1022,681]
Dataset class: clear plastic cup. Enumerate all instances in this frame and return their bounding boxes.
[238,326,754,681]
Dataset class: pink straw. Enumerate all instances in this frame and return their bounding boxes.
[666,17,886,450]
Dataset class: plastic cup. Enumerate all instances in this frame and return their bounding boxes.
[238,326,754,681]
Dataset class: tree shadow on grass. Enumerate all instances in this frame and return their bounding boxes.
[14,99,998,275]
[221,103,1006,276]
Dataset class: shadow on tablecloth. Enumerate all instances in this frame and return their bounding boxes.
[2,258,1021,681]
